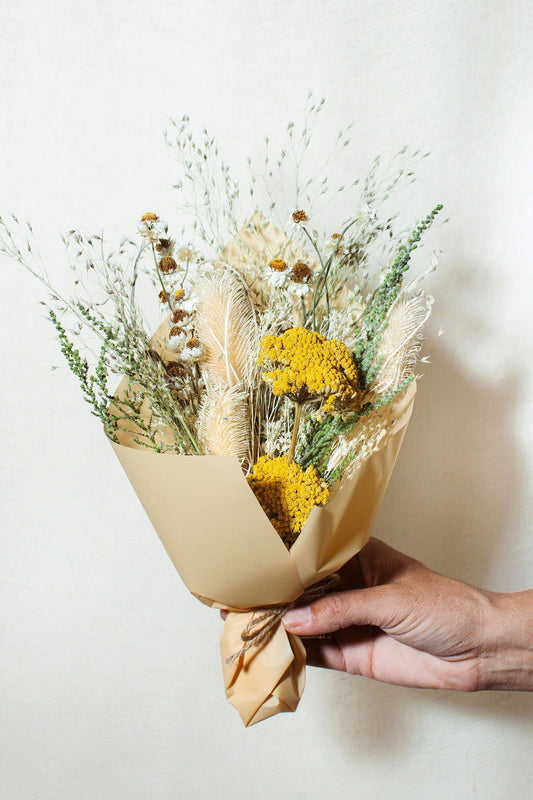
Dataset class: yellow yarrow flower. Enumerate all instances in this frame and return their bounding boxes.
[258,327,360,414]
[247,455,329,547]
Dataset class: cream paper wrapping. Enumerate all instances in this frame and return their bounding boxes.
[110,381,415,726]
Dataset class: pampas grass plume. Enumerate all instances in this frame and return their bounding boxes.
[198,384,250,461]
[194,270,258,387]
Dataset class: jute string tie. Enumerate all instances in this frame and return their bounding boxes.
[225,573,340,666]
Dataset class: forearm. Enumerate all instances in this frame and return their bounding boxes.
[480,589,533,691]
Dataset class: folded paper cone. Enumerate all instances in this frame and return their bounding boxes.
[109,381,416,725]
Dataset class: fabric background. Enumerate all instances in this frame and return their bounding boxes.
[1,1,532,797]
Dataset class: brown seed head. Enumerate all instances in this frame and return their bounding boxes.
[167,364,186,380]
[289,261,312,284]
[186,337,201,350]
[169,325,186,338]
[292,210,308,223]
[156,238,172,252]
[141,212,159,222]
[159,256,178,274]
[172,308,189,323]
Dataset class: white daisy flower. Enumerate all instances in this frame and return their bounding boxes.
[155,237,176,258]
[286,281,313,298]
[266,257,289,290]
[180,295,198,315]
[167,325,188,351]
[181,337,203,362]
[286,261,314,297]
[173,288,198,315]
[176,244,200,263]
[267,269,289,290]
[138,212,168,244]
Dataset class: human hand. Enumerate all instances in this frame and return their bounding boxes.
[282,538,533,692]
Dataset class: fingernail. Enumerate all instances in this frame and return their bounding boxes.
[282,605,311,630]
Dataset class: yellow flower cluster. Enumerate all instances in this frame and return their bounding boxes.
[247,455,329,547]
[258,327,360,414]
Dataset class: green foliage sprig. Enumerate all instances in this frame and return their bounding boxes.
[353,204,443,388]
[49,309,117,440]
[297,407,362,476]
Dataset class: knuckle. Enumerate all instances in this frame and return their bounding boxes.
[312,593,346,629]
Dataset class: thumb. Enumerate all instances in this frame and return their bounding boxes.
[282,585,397,635]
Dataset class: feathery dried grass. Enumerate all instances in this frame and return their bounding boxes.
[198,384,250,462]
[367,292,433,399]
[194,270,259,387]
[326,402,396,483]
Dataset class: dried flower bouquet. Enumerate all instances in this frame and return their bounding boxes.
[1,97,442,724]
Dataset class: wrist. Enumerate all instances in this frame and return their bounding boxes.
[478,589,533,691]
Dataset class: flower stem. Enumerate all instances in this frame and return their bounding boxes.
[130,242,148,314]
[288,402,302,465]
[152,244,173,315]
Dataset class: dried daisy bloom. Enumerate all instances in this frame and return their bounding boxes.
[247,455,328,547]
[176,245,199,263]
[138,212,168,243]
[267,257,289,290]
[327,232,344,256]
[159,256,178,274]
[292,210,309,223]
[167,325,188,350]
[166,363,186,381]
[171,287,198,315]
[182,336,203,362]
[181,293,199,315]
[155,237,175,256]
[267,273,288,290]
[172,308,189,324]
[287,261,313,297]
[290,261,312,282]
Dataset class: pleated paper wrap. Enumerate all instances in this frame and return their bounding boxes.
[110,381,415,726]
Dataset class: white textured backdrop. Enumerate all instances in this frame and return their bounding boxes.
[1,1,532,798]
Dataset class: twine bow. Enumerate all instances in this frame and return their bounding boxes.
[225,573,340,666]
